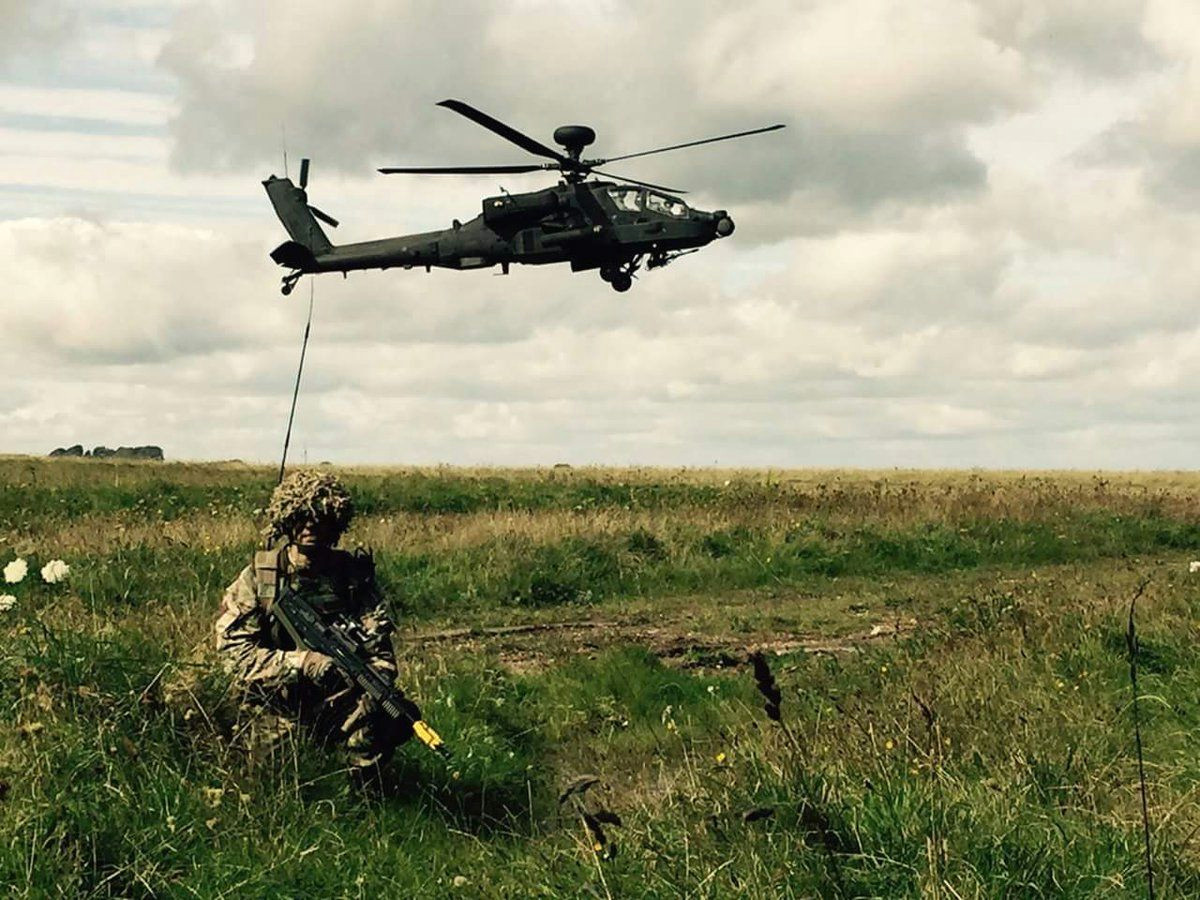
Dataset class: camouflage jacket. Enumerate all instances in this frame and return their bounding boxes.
[215,546,396,691]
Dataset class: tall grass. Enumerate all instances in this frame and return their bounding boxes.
[1,458,1198,896]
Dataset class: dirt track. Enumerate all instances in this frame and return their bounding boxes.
[399,615,917,673]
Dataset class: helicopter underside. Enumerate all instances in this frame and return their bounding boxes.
[272,204,731,294]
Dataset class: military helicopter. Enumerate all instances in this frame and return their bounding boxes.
[263,100,783,293]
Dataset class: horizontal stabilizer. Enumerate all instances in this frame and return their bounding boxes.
[270,240,318,271]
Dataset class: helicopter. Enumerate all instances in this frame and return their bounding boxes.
[263,99,784,294]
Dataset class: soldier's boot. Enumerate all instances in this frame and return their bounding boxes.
[347,759,388,796]
[239,710,297,766]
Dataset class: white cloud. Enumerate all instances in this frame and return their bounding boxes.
[0,84,173,125]
[981,0,1158,78]
[1073,1,1200,206]
[155,0,1044,227]
[694,0,1028,131]
[0,1,73,61]
[1,218,286,362]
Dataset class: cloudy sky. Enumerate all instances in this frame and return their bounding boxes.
[3,0,1198,467]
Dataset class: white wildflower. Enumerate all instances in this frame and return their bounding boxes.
[41,559,70,584]
[3,558,27,584]
[1190,560,1200,574]
[0,594,16,612]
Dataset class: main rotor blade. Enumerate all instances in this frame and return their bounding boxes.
[378,164,548,175]
[592,168,687,194]
[308,205,339,228]
[437,99,571,165]
[599,123,786,165]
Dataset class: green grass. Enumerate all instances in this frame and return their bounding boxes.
[2,458,1199,896]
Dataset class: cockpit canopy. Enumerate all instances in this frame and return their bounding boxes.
[607,187,688,218]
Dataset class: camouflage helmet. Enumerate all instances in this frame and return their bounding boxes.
[263,470,354,543]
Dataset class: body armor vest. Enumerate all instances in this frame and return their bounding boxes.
[253,548,362,651]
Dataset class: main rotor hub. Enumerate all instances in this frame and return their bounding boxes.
[553,125,596,161]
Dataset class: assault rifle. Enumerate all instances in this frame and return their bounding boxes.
[273,588,449,759]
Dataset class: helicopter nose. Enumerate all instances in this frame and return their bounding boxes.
[713,212,735,237]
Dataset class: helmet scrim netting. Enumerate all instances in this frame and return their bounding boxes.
[263,470,354,543]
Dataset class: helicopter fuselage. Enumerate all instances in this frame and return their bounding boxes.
[265,175,735,293]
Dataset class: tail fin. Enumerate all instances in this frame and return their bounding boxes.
[263,176,334,256]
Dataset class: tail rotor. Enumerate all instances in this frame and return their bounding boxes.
[264,156,341,295]
[298,158,339,229]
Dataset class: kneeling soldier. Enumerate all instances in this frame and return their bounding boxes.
[215,470,411,773]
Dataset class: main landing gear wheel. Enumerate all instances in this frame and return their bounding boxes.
[600,263,636,292]
[281,273,301,295]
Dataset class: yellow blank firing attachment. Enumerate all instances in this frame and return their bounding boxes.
[412,719,449,758]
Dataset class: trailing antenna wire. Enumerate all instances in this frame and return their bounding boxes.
[277,278,315,485]
[1125,576,1154,900]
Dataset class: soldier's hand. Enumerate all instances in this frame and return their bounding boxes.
[300,650,336,683]
[368,657,397,681]
[341,694,373,735]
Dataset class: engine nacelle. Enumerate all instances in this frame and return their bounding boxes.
[483,189,561,226]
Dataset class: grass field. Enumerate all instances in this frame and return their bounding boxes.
[1,457,1199,897]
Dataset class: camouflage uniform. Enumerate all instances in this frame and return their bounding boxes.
[215,472,411,768]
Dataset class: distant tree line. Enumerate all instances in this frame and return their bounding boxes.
[49,445,164,460]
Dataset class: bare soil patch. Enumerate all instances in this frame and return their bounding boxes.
[399,614,916,673]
